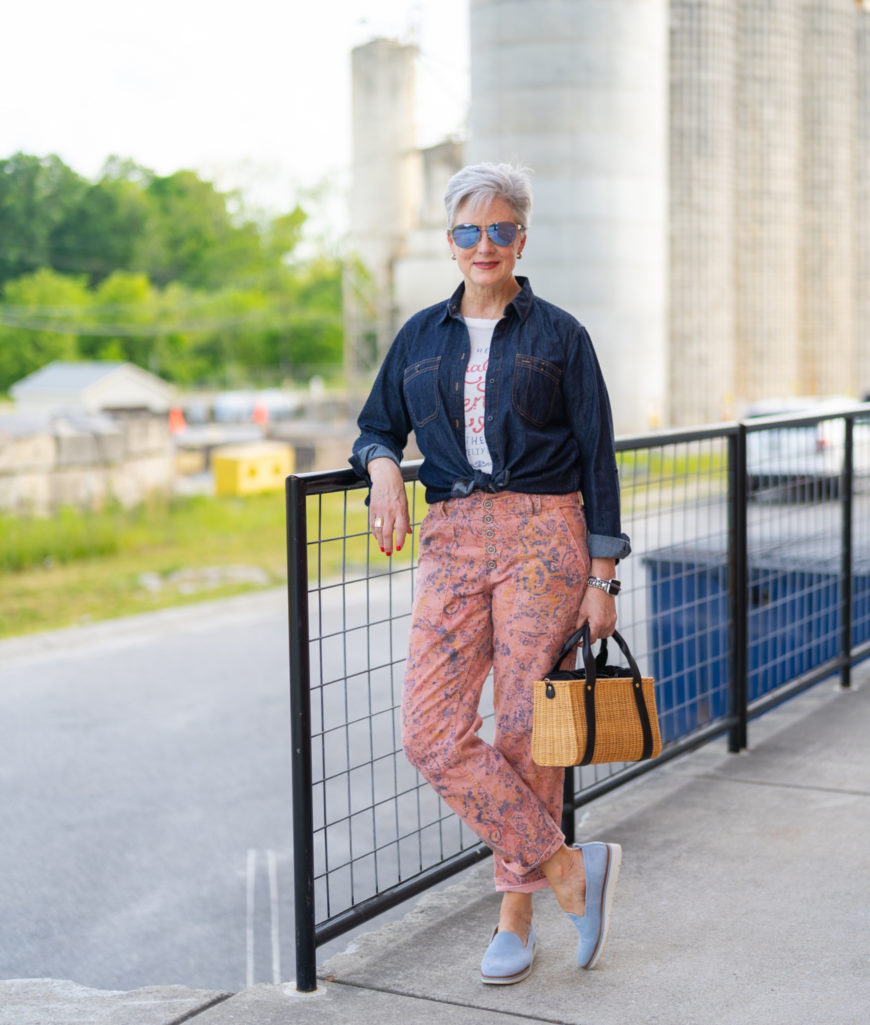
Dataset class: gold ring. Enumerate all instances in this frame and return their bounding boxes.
[374,517,383,529]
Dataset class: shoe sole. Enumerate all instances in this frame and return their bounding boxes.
[581,843,622,970]
[480,941,536,985]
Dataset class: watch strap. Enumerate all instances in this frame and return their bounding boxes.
[587,575,621,596]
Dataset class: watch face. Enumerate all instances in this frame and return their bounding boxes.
[590,577,621,595]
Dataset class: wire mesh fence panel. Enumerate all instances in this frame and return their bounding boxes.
[302,478,490,930]
[620,432,732,765]
[745,411,869,702]
[854,413,870,656]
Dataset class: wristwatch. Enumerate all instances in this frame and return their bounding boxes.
[586,575,621,596]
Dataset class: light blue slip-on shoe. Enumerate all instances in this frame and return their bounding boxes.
[480,924,537,984]
[566,842,622,969]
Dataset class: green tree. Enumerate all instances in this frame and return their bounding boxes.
[0,154,87,288]
[263,208,307,268]
[147,281,203,384]
[272,259,344,378]
[76,271,159,365]
[0,152,345,391]
[50,163,151,286]
[137,171,265,290]
[0,269,91,389]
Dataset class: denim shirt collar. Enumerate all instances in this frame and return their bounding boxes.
[443,276,535,324]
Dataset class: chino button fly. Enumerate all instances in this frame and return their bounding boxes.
[482,498,496,568]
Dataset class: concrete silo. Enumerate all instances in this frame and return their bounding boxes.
[799,0,856,397]
[668,1,736,425]
[345,39,418,377]
[735,1,801,406]
[857,4,870,398]
[467,0,669,433]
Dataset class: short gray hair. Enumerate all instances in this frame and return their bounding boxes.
[444,162,533,228]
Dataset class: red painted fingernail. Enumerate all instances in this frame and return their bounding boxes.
[396,545,403,552]
[380,547,385,552]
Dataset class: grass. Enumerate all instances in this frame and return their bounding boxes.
[0,485,421,640]
[0,493,291,639]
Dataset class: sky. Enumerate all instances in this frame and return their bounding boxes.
[1,0,470,225]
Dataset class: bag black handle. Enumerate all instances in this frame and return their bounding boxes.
[547,624,642,682]
[546,623,655,765]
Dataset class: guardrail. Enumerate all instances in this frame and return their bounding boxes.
[286,405,870,991]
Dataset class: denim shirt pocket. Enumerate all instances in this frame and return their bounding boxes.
[403,356,442,427]
[512,353,562,426]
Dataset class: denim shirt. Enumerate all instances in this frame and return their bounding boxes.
[350,277,630,560]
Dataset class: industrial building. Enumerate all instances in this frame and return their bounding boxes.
[345,0,870,433]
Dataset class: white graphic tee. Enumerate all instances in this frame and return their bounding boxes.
[463,317,498,473]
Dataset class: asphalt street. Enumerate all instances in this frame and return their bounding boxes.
[0,591,304,992]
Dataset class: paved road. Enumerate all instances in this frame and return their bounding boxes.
[0,592,300,992]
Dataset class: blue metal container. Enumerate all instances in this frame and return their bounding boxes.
[644,544,870,742]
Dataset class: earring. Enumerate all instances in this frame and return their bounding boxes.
[517,252,523,260]
[451,253,456,261]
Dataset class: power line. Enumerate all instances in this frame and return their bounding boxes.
[0,306,341,336]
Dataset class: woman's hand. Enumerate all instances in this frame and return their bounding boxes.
[576,558,618,643]
[577,587,617,644]
[368,457,411,556]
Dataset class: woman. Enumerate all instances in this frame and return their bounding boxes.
[350,163,631,983]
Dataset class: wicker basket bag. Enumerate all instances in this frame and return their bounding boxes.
[531,624,662,767]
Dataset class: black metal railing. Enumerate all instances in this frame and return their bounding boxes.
[286,404,870,991]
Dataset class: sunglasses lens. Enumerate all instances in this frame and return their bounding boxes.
[451,225,480,248]
[489,222,518,245]
[451,223,521,248]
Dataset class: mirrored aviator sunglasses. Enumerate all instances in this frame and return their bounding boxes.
[449,222,524,249]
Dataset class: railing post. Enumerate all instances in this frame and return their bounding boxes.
[840,417,854,690]
[728,426,748,752]
[561,768,576,845]
[286,476,318,992]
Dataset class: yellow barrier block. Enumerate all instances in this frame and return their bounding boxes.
[212,443,294,496]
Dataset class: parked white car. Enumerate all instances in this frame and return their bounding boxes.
[745,397,870,500]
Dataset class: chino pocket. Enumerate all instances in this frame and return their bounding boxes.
[512,354,562,426]
[417,508,455,562]
[556,503,590,567]
[411,589,446,628]
[404,356,442,427]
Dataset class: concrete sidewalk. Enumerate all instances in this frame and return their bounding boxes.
[4,665,869,1025]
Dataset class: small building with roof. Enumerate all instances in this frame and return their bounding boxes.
[9,361,174,416]
[1,361,175,513]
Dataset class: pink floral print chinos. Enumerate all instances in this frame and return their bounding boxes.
[402,490,590,891]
